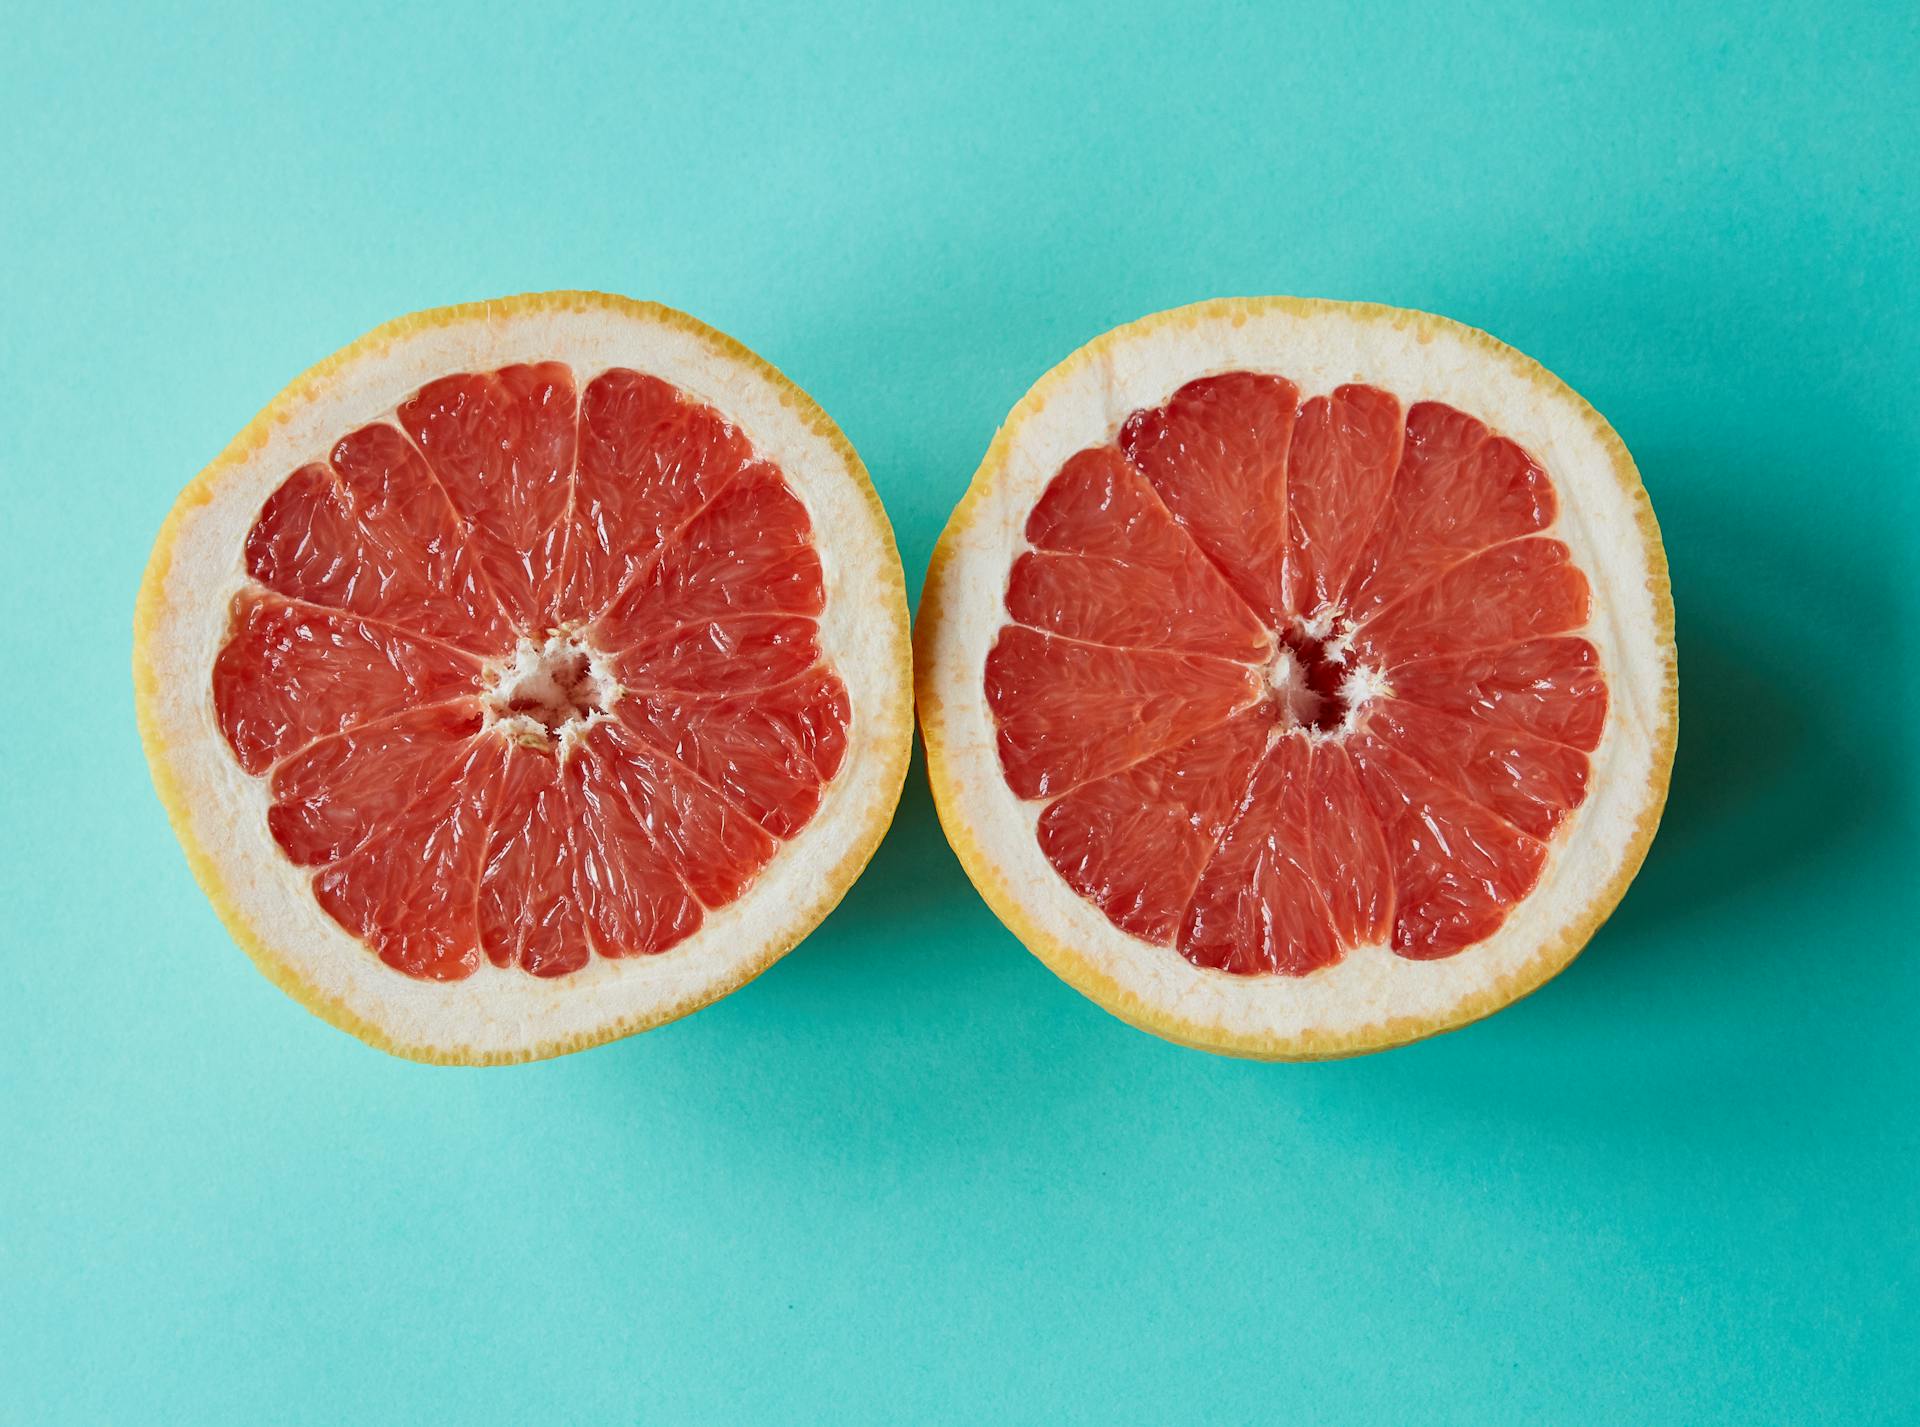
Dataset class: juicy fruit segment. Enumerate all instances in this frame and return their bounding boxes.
[212,593,485,774]
[1036,708,1273,943]
[1347,734,1548,957]
[212,364,849,981]
[1179,734,1343,976]
[398,363,578,630]
[1284,384,1402,614]
[1012,447,1273,660]
[986,375,1608,973]
[985,627,1262,798]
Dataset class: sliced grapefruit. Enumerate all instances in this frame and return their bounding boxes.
[917,298,1676,1058]
[136,292,912,1063]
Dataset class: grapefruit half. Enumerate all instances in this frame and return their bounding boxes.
[917,298,1676,1058]
[136,292,912,1063]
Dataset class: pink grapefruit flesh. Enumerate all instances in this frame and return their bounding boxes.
[211,364,850,984]
[984,374,1609,973]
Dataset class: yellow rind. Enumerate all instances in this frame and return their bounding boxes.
[915,295,1678,1060]
[135,290,913,1065]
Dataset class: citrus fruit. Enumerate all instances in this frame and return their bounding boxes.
[136,292,912,1064]
[917,297,1676,1058]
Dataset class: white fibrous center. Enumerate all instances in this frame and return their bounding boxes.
[1264,613,1383,739]
[483,632,619,749]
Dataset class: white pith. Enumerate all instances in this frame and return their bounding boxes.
[921,303,1671,1047]
[480,631,620,753]
[1262,643,1372,738]
[140,300,910,1059]
[1259,610,1382,740]
[1264,647,1320,726]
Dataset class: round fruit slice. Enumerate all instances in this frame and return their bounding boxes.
[917,298,1676,1058]
[137,292,912,1064]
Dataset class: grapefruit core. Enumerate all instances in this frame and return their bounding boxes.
[916,298,1676,1059]
[136,293,913,1064]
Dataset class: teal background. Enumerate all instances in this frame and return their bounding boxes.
[2,2,1915,1422]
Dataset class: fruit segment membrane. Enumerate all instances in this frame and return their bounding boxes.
[212,365,849,981]
[986,376,1607,974]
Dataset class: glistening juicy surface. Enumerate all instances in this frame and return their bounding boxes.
[212,365,850,982]
[985,375,1606,974]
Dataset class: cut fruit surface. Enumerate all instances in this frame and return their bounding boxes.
[917,298,1676,1059]
[137,292,912,1063]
